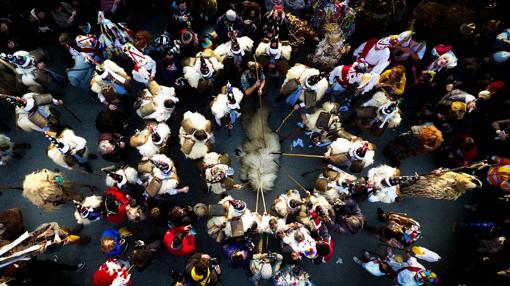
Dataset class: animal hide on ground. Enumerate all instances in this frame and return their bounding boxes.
[401,171,481,200]
[237,107,280,192]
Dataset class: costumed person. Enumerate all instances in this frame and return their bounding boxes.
[22,168,82,211]
[164,225,196,256]
[438,88,476,121]
[184,253,221,286]
[486,156,510,192]
[417,45,457,85]
[103,186,132,224]
[324,137,375,173]
[215,9,245,42]
[73,195,104,225]
[354,91,402,136]
[4,92,61,132]
[301,101,347,146]
[310,0,357,38]
[313,165,358,201]
[384,123,443,166]
[376,209,422,249]
[493,27,510,63]
[285,11,318,47]
[353,34,401,75]
[123,43,157,86]
[214,32,254,75]
[59,34,94,92]
[206,196,257,242]
[135,80,179,122]
[385,249,439,286]
[249,252,284,284]
[376,65,407,97]
[272,189,303,219]
[179,111,214,160]
[328,57,371,97]
[92,258,132,286]
[104,165,139,191]
[129,121,171,159]
[392,30,427,64]
[210,82,243,130]
[255,32,291,80]
[182,50,224,93]
[273,264,314,286]
[365,165,417,204]
[281,64,328,109]
[137,154,189,197]
[100,228,129,258]
[45,128,94,173]
[327,198,365,235]
[97,11,132,59]
[240,61,266,100]
[201,152,241,194]
[277,222,317,261]
[309,23,350,69]
[352,250,391,278]
[90,59,131,110]
[75,34,103,62]
[0,134,30,166]
[98,131,129,162]
[410,246,441,263]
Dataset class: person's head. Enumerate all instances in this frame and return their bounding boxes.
[231,250,247,264]
[132,249,149,269]
[34,8,47,20]
[172,232,185,249]
[391,65,406,80]
[181,30,194,45]
[98,139,115,154]
[0,22,9,33]
[226,9,237,22]
[194,130,208,141]
[462,136,475,150]
[170,206,185,218]
[100,236,116,253]
[164,99,176,109]
[150,207,161,220]
[191,258,210,281]
[260,262,273,279]
[316,241,331,257]
[176,0,187,10]
[294,230,304,242]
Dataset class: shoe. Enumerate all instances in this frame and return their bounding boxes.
[352,256,362,265]
[76,261,86,272]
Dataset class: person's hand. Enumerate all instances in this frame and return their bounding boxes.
[293,104,301,110]
[108,104,117,111]
[37,62,46,70]
[233,184,242,189]
[178,186,190,193]
[497,130,508,141]
[56,100,64,105]
[258,88,263,96]
[253,80,261,88]
[7,41,16,49]
[118,141,125,148]
[184,225,192,231]
[201,254,211,259]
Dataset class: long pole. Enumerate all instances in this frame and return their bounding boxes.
[273,152,325,159]
[274,160,308,193]
[275,109,295,133]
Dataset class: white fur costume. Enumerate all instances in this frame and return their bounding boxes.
[304,102,341,133]
[282,64,329,105]
[214,36,254,62]
[314,169,357,203]
[73,195,103,225]
[90,60,130,104]
[183,52,224,89]
[105,166,139,188]
[210,86,244,125]
[15,92,57,132]
[272,189,302,218]
[139,154,180,196]
[203,152,233,195]
[255,40,292,61]
[179,111,213,160]
[130,122,171,159]
[12,50,40,89]
[47,129,89,170]
[136,83,178,122]
[361,91,402,128]
[367,165,400,203]
[327,138,375,168]
[207,196,256,238]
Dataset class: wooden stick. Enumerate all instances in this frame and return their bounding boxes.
[301,167,324,177]
[275,109,295,133]
[274,160,308,193]
[273,152,325,159]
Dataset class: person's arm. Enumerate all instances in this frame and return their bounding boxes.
[393,73,406,96]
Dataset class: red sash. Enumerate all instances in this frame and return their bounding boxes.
[361,37,379,59]
[335,65,352,86]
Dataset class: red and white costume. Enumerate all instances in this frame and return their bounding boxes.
[123,43,156,85]
[353,35,400,75]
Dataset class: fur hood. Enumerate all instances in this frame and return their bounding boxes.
[214,36,254,62]
[367,165,400,203]
[179,111,213,159]
[74,195,103,225]
[137,85,179,122]
[272,189,302,218]
[105,166,139,187]
[255,41,292,60]
[211,87,244,124]
[22,169,70,211]
[131,122,171,159]
[183,55,223,88]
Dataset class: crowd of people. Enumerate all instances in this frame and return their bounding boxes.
[0,0,509,285]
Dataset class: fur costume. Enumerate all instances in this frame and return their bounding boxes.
[328,199,365,235]
[314,168,357,203]
[15,92,59,132]
[325,138,375,172]
[214,36,254,63]
[210,85,244,126]
[183,50,224,89]
[238,107,280,192]
[47,128,89,170]
[130,122,171,159]
[74,195,103,225]
[385,124,443,162]
[90,60,130,105]
[272,189,302,218]
[281,64,328,107]
[303,101,341,134]
[367,165,401,203]
[136,81,178,122]
[361,92,402,128]
[207,196,256,240]
[22,169,79,211]
[202,152,235,195]
[255,38,292,61]
[138,154,180,197]
[179,111,213,160]
[254,213,286,234]
[105,166,139,188]
[9,50,42,90]
[356,91,402,136]
[401,170,481,200]
[0,134,15,166]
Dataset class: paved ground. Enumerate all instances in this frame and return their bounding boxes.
[0,7,479,286]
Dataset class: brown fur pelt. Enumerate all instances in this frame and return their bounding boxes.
[22,169,78,211]
[401,171,481,200]
[417,125,443,151]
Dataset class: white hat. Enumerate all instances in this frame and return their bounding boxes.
[226,9,237,21]
[260,263,273,280]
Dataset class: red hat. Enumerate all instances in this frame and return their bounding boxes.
[93,258,132,286]
[488,81,505,93]
[433,44,453,56]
